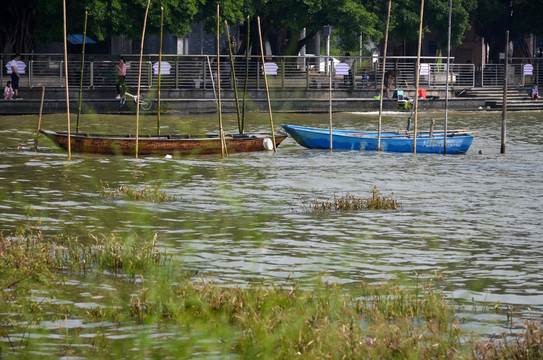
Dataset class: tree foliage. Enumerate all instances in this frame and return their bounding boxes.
[369,0,476,49]
[1,0,203,54]
[0,0,493,59]
[473,0,543,59]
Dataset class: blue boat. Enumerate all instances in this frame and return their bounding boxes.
[281,124,474,154]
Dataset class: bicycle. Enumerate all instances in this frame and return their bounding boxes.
[120,91,152,111]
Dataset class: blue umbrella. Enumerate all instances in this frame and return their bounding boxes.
[67,34,96,45]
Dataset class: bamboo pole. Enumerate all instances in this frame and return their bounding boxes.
[257,16,277,153]
[34,86,45,152]
[225,20,242,134]
[157,6,163,135]
[413,0,425,154]
[501,30,509,154]
[329,57,333,149]
[76,10,88,133]
[242,16,250,134]
[136,0,151,159]
[377,0,392,151]
[217,4,227,158]
[444,0,452,154]
[62,0,71,160]
[206,55,218,109]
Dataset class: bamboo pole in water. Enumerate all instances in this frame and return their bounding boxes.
[136,0,151,159]
[206,56,218,110]
[76,10,88,133]
[157,6,163,135]
[217,4,227,158]
[329,58,333,149]
[242,16,250,134]
[377,0,392,151]
[501,30,509,154]
[444,0,452,154]
[225,20,242,134]
[34,86,45,152]
[62,0,71,159]
[413,0,424,154]
[257,16,277,153]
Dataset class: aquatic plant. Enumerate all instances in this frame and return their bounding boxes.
[302,186,400,213]
[472,321,543,359]
[99,181,176,202]
[1,228,542,359]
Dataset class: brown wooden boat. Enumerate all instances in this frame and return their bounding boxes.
[39,129,288,155]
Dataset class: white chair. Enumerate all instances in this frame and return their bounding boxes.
[153,61,171,75]
[334,62,350,76]
[6,61,26,74]
[262,62,278,75]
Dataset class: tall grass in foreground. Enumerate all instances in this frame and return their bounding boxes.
[1,228,542,359]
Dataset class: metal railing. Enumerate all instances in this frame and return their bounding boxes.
[3,53,542,92]
[480,60,543,87]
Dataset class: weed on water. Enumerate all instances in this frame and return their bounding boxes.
[99,181,177,202]
[301,186,400,213]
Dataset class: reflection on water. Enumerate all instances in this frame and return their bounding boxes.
[1,111,542,334]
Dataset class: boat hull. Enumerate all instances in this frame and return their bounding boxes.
[39,130,287,155]
[281,124,474,154]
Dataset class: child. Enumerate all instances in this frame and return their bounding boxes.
[530,84,541,100]
[4,81,14,100]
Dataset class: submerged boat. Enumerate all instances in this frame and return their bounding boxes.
[39,129,287,155]
[281,124,474,154]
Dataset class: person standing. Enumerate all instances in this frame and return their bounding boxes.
[343,53,355,89]
[385,69,400,99]
[7,54,21,99]
[115,56,126,99]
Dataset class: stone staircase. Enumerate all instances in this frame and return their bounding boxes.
[456,87,543,111]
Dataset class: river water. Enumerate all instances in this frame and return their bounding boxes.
[1,110,542,335]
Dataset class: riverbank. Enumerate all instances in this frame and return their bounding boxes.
[2,86,541,115]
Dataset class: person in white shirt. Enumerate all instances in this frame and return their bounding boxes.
[7,54,21,98]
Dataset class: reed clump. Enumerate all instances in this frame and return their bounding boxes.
[472,321,543,359]
[99,181,175,202]
[304,186,400,213]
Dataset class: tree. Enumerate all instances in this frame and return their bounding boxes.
[1,0,478,58]
[1,0,203,55]
[474,0,543,59]
[368,0,476,55]
[191,0,381,56]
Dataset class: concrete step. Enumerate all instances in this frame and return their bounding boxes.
[484,99,543,111]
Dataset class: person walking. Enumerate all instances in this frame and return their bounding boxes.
[7,54,22,99]
[115,56,127,99]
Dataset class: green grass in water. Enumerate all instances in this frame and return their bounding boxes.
[1,227,542,359]
[303,186,400,213]
[99,181,176,202]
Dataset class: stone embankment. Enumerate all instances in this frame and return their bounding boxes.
[456,87,543,111]
[1,86,540,115]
